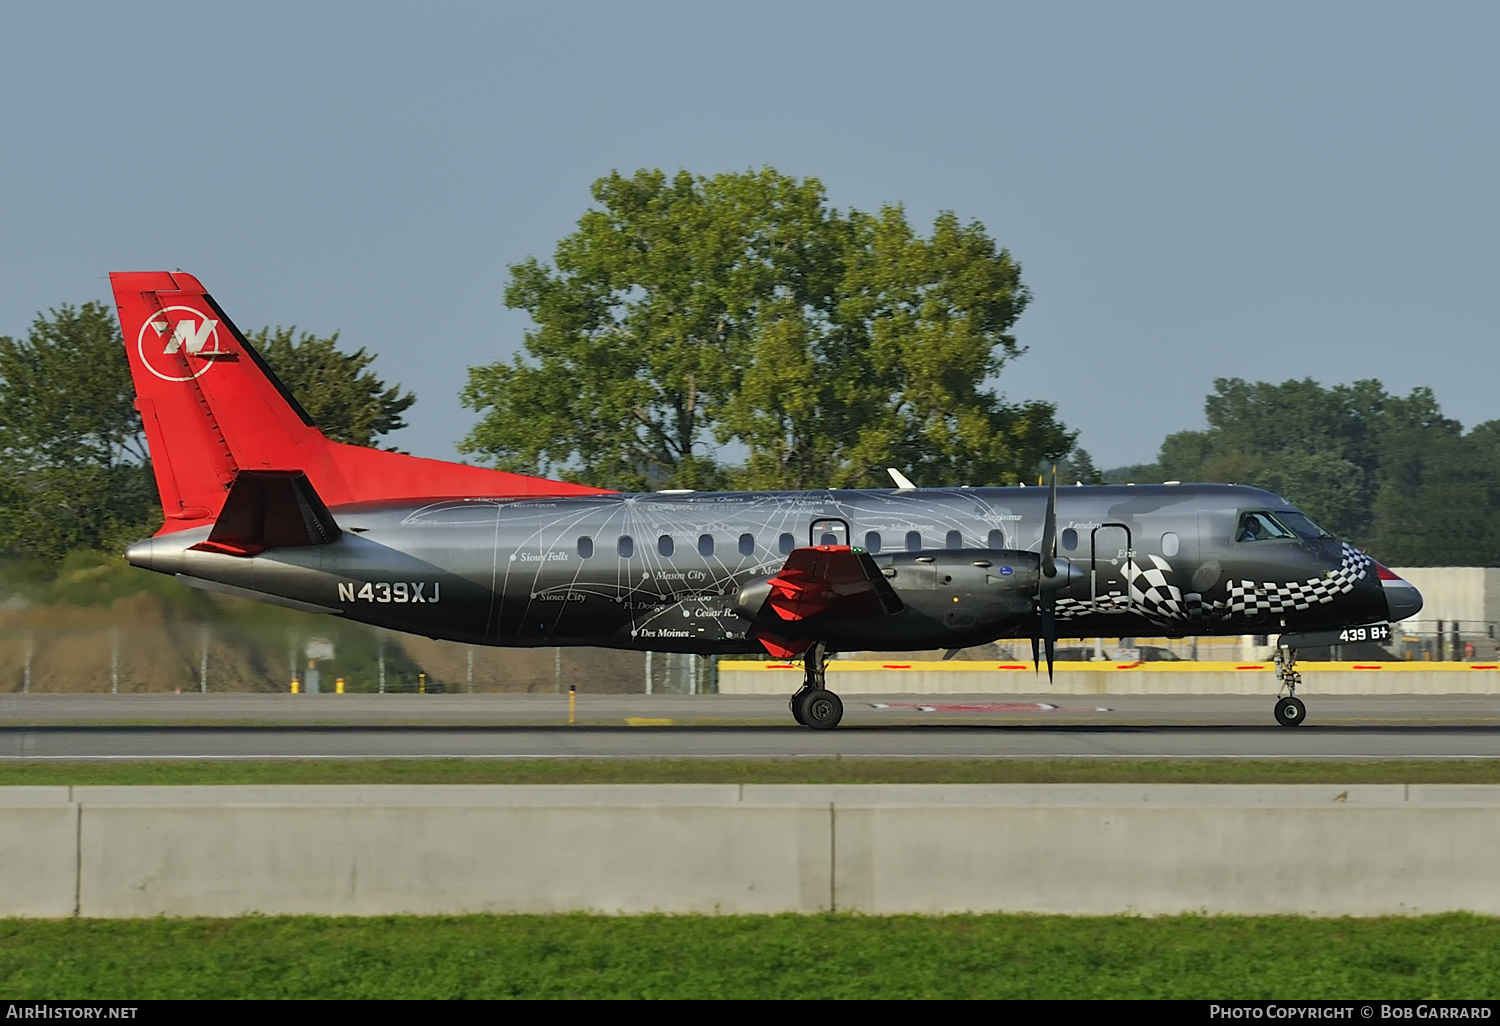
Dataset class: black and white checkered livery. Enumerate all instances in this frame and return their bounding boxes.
[1054,544,1372,626]
[1223,543,1372,617]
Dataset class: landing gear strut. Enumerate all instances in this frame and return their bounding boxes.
[1274,645,1307,727]
[789,642,844,730]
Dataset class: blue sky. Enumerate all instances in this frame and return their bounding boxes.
[2,2,1495,472]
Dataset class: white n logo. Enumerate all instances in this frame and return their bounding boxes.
[163,318,219,355]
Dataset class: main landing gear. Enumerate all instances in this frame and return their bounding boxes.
[789,642,844,730]
[1273,646,1307,727]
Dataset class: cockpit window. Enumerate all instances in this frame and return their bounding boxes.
[1275,510,1333,540]
[1236,511,1297,542]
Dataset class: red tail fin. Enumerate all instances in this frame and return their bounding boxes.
[110,271,611,534]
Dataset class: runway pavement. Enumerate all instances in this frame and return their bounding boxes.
[2,693,1499,760]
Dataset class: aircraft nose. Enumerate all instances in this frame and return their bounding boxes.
[1376,564,1423,621]
[1385,581,1423,621]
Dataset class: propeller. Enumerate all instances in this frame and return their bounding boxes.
[1032,467,1059,681]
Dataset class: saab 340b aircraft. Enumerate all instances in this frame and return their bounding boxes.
[112,271,1422,729]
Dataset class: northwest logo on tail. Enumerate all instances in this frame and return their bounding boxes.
[136,306,227,382]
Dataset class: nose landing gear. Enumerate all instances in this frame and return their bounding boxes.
[789,642,844,730]
[1273,646,1307,727]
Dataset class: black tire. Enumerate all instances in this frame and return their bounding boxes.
[796,688,844,730]
[1274,696,1307,728]
[789,691,809,726]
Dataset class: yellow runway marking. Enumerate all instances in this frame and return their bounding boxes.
[626,718,675,727]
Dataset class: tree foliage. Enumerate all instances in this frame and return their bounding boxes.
[1141,377,1500,565]
[248,328,416,448]
[461,167,1076,490]
[0,304,155,561]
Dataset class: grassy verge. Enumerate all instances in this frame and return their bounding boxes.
[2,913,1498,998]
[6,758,1500,786]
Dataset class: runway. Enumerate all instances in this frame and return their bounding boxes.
[2,693,1499,760]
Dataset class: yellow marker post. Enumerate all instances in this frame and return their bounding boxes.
[418,673,426,694]
[335,678,345,694]
[291,679,300,694]
[568,684,576,724]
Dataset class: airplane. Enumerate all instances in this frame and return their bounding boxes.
[111,271,1423,729]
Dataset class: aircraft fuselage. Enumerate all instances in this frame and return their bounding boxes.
[127,483,1405,654]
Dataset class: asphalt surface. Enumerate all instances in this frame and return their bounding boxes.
[2,693,1499,760]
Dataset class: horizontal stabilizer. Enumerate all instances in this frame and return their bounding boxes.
[190,470,341,557]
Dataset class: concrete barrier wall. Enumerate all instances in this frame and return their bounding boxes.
[7,784,1500,918]
[0,788,77,917]
[717,660,1500,695]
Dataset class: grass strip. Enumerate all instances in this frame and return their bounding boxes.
[5,758,1500,786]
[2,913,1498,999]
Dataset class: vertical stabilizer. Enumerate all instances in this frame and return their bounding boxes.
[110,271,611,534]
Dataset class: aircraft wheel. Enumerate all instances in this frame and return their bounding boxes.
[1274,696,1307,728]
[795,688,843,730]
[789,690,809,726]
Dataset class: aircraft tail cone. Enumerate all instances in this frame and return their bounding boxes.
[124,538,154,570]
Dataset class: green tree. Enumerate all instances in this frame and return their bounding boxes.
[249,328,416,448]
[1370,417,1500,565]
[0,304,156,561]
[462,167,1076,490]
[1135,376,1500,564]
[731,204,1068,489]
[1150,378,1405,542]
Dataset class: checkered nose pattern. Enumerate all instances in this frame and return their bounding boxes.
[1054,544,1373,625]
[1225,544,1372,617]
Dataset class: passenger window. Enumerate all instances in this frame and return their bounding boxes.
[987,529,1005,549]
[905,531,922,552]
[864,531,882,554]
[1236,511,1296,543]
[1161,532,1180,557]
[617,536,633,558]
[577,536,593,559]
[778,533,795,555]
[698,534,714,557]
[658,535,674,557]
[1061,528,1078,551]
[946,530,962,550]
[739,533,755,556]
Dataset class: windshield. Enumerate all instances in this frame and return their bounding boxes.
[1275,510,1333,540]
[1236,511,1298,542]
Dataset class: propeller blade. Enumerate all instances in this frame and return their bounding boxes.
[1033,466,1059,677]
[1040,466,1058,579]
[1041,600,1056,682]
